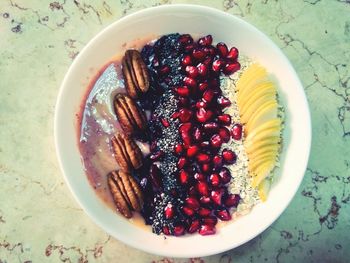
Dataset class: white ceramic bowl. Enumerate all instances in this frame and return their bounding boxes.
[55,4,311,257]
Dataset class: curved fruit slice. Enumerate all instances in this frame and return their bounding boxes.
[251,161,275,188]
[246,102,278,134]
[258,179,271,202]
[241,96,276,125]
[248,144,279,159]
[245,119,281,144]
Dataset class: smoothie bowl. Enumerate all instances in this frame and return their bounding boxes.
[54,5,311,257]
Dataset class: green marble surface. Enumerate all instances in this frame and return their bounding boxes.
[1,0,350,262]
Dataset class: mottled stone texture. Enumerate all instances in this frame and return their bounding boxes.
[0,0,349,262]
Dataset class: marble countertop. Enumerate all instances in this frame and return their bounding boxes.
[1,0,349,262]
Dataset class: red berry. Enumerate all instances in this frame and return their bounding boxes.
[160,118,170,128]
[178,108,192,122]
[163,226,170,235]
[219,127,231,143]
[179,123,192,134]
[201,163,211,173]
[224,194,240,207]
[215,209,232,221]
[175,86,190,97]
[179,169,189,184]
[196,108,213,123]
[197,181,209,196]
[217,96,231,108]
[198,82,209,92]
[194,172,205,181]
[202,89,215,102]
[210,134,223,148]
[213,155,223,168]
[197,63,208,77]
[188,219,200,233]
[212,59,225,72]
[196,100,208,109]
[211,188,224,206]
[199,196,211,205]
[196,153,210,163]
[223,62,241,75]
[177,157,187,169]
[222,149,237,164]
[183,76,197,88]
[182,206,195,216]
[192,48,206,60]
[231,123,243,140]
[209,173,221,187]
[202,216,218,226]
[198,35,213,46]
[227,47,239,61]
[174,144,183,155]
[216,42,228,57]
[185,65,199,78]
[219,167,231,184]
[164,204,174,219]
[187,145,199,157]
[218,114,232,125]
[198,207,211,217]
[185,197,200,210]
[173,224,185,236]
[181,55,192,66]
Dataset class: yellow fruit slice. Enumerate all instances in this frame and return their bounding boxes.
[258,179,271,202]
[241,96,276,125]
[248,143,279,159]
[249,153,277,173]
[252,161,275,188]
[246,101,278,134]
[236,64,267,95]
[245,129,281,149]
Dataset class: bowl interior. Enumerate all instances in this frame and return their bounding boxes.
[55,4,311,258]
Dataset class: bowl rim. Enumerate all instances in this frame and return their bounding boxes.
[54,4,312,257]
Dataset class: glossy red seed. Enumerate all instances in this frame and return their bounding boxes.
[185,197,200,210]
[183,76,197,88]
[199,196,211,205]
[231,123,243,140]
[193,127,202,141]
[198,35,213,46]
[212,59,225,72]
[215,208,232,221]
[202,216,218,226]
[201,163,211,173]
[181,55,192,66]
[179,123,192,134]
[187,145,199,157]
[210,134,222,148]
[227,47,239,61]
[179,169,189,184]
[196,153,210,164]
[174,144,183,155]
[203,56,213,66]
[217,96,231,108]
[177,157,187,169]
[181,133,191,145]
[195,100,208,109]
[175,86,190,97]
[150,150,163,161]
[194,172,205,181]
[209,173,221,187]
[198,207,211,217]
[203,46,216,56]
[160,118,170,128]
[163,226,170,235]
[199,224,216,235]
[222,149,237,164]
[159,65,170,75]
[216,42,228,57]
[213,155,223,168]
[218,127,231,143]
[179,34,193,45]
[197,63,208,77]
[218,114,232,125]
[171,112,180,119]
[223,62,241,75]
[164,204,174,219]
[185,43,195,53]
[211,189,224,206]
[198,82,209,92]
[219,167,231,184]
[196,108,213,123]
[203,122,219,132]
[224,194,240,207]
[188,219,200,233]
[185,65,199,78]
[192,48,206,60]
[178,108,192,122]
[173,224,185,236]
[197,181,209,196]
[183,206,195,217]
[202,89,215,102]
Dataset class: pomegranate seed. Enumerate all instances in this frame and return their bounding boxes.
[181,55,192,66]
[211,188,224,206]
[202,216,218,226]
[231,123,243,140]
[210,134,222,148]
[199,196,211,205]
[200,141,210,148]
[224,194,240,207]
[173,224,185,236]
[198,82,209,92]
[160,118,170,128]
[181,132,191,145]
[193,127,202,141]
[201,163,211,173]
[179,169,189,184]
[163,226,170,235]
[171,112,180,119]
[197,63,208,77]
[177,157,187,169]
[183,76,197,88]
[218,114,231,125]
[222,149,237,164]
[178,108,192,122]
[192,48,206,60]
[185,43,196,53]
[213,155,223,168]
[164,203,174,219]
[198,207,211,217]
[150,150,163,161]
[212,59,225,72]
[185,65,199,78]
[187,145,199,157]
[185,197,200,210]
[196,108,213,123]
[198,35,213,46]
[223,62,241,75]
[179,34,193,45]
[158,65,170,75]
[196,153,210,163]
[202,89,215,102]
[197,181,209,196]
[216,42,228,57]
[188,219,200,233]
[179,123,192,134]
[199,224,216,235]
[182,206,195,216]
[217,96,231,108]
[218,127,231,143]
[194,172,205,181]
[209,173,221,187]
[227,47,239,61]
[215,208,231,221]
[195,100,208,109]
[203,46,216,56]
[209,78,220,89]
[174,144,183,155]
[203,122,219,132]
[219,167,231,184]
[150,164,162,189]
[175,86,190,97]
[203,56,213,66]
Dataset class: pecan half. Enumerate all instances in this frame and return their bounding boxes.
[111,133,143,172]
[122,49,150,99]
[108,170,144,218]
[114,93,147,135]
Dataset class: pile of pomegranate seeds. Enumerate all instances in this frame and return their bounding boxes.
[139,33,242,236]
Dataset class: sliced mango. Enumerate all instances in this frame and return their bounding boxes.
[258,179,271,202]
